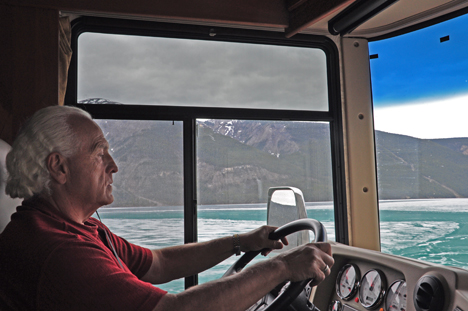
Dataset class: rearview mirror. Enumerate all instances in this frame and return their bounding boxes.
[267,187,309,252]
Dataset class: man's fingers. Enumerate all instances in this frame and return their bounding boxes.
[320,263,331,276]
[274,240,285,249]
[261,249,272,256]
[313,242,332,256]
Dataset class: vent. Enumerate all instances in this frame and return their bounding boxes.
[413,275,445,311]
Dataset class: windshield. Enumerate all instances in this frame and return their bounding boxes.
[78,29,338,292]
[370,13,468,269]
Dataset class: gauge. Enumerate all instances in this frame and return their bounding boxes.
[336,264,360,300]
[329,300,342,311]
[385,280,407,311]
[359,269,386,309]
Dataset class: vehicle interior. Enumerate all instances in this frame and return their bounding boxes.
[2,0,468,310]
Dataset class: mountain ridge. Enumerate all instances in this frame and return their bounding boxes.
[95,119,468,207]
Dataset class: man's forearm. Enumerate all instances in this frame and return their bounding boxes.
[150,242,334,311]
[142,226,287,284]
[143,236,236,284]
[153,257,288,311]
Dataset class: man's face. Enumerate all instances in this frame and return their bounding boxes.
[65,116,118,212]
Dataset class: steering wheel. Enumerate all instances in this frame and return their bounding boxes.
[223,218,328,311]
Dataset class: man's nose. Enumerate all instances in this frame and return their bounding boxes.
[107,154,118,173]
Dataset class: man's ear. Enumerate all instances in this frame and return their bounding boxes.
[47,152,68,185]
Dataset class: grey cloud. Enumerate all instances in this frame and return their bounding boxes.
[78,32,328,111]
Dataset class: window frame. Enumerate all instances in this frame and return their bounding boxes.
[65,16,347,289]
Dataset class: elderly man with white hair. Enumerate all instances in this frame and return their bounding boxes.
[0,105,333,311]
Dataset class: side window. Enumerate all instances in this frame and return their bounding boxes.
[370,13,468,269]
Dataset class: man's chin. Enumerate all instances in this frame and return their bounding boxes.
[107,195,114,205]
[100,195,114,207]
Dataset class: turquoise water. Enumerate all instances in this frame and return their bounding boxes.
[97,198,468,293]
[379,199,468,269]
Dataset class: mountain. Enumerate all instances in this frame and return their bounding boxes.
[375,131,468,199]
[97,120,184,207]
[97,118,468,207]
[197,121,333,204]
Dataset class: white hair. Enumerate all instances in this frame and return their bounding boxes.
[5,106,92,199]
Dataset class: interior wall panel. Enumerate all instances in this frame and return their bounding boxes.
[0,4,59,144]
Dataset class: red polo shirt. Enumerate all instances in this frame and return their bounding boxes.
[0,197,167,310]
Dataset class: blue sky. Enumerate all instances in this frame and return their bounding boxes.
[369,12,468,139]
[369,12,468,107]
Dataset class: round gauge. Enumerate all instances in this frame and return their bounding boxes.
[336,264,360,300]
[359,269,386,309]
[385,280,407,311]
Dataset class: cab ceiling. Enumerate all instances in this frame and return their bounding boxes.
[4,0,468,38]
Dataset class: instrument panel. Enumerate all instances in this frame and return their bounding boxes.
[312,243,468,311]
[331,264,405,311]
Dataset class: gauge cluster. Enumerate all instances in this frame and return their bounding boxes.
[313,243,465,311]
[330,264,407,311]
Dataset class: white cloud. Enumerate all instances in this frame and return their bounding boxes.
[374,94,468,139]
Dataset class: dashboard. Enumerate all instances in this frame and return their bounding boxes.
[312,243,468,311]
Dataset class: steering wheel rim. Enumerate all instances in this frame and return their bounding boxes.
[223,218,328,311]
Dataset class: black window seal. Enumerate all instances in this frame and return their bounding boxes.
[368,5,468,42]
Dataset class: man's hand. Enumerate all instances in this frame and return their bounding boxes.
[239,226,289,256]
[275,242,334,286]
[153,241,334,311]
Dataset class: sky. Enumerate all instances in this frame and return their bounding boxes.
[369,13,468,139]
[79,12,468,140]
[78,34,329,111]
[373,94,468,139]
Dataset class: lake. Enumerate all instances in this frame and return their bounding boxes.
[97,198,468,293]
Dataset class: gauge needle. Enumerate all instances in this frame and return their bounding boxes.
[370,275,378,291]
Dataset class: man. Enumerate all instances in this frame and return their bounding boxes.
[0,106,334,310]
